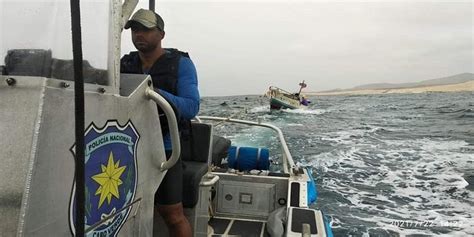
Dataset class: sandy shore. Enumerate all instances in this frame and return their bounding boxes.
[309,81,474,96]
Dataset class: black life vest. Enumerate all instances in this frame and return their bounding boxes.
[120,48,191,137]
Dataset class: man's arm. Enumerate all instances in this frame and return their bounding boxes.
[158,56,200,119]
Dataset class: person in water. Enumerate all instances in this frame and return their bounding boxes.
[121,9,199,237]
[300,96,310,106]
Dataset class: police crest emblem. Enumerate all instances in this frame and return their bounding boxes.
[69,120,139,236]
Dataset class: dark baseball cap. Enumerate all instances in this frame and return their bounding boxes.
[124,9,164,31]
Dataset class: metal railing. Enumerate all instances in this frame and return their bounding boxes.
[196,116,296,174]
[145,87,181,171]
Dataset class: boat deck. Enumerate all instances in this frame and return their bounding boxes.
[209,217,269,237]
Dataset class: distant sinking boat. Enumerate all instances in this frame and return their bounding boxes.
[266,81,310,110]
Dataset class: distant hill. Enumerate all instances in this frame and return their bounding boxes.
[352,73,473,90]
[320,73,473,92]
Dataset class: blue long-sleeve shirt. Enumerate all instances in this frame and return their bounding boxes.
[159,55,200,150]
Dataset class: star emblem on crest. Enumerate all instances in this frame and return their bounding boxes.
[92,151,126,208]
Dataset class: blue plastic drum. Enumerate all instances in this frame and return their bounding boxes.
[228,146,270,171]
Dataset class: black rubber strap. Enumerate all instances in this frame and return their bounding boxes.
[70,0,85,235]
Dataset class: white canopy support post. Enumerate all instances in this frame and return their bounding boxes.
[121,0,139,30]
[108,0,123,94]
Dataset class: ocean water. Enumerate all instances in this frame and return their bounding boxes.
[199,92,474,237]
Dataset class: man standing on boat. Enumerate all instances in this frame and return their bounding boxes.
[121,8,199,237]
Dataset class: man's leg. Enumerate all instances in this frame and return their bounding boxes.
[155,158,192,237]
[156,203,191,237]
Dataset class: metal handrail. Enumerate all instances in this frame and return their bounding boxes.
[201,174,220,186]
[268,86,294,96]
[145,87,180,171]
[121,0,138,29]
[196,116,295,174]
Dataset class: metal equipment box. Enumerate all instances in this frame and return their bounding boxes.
[217,180,276,217]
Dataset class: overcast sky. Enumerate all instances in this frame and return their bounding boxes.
[1,1,472,96]
[121,0,473,96]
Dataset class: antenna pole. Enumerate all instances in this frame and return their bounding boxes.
[298,80,306,95]
[149,0,155,11]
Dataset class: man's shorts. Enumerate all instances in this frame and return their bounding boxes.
[154,151,183,205]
